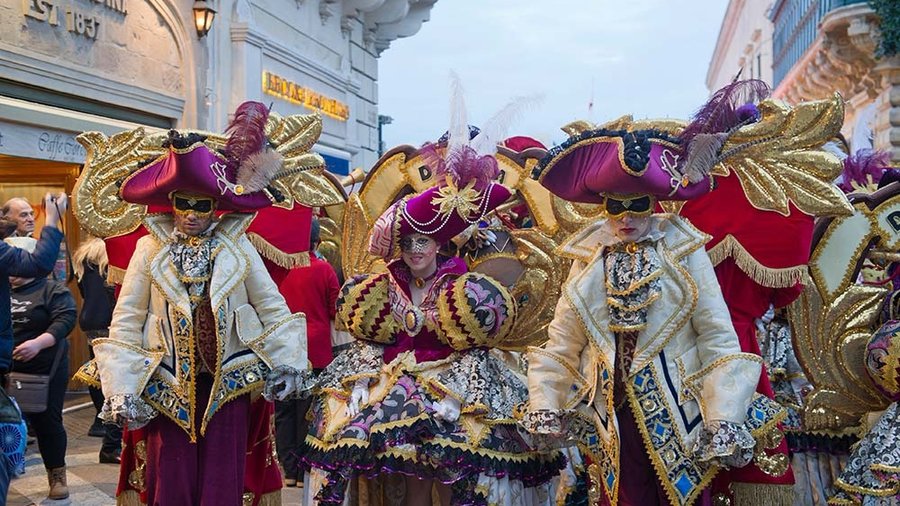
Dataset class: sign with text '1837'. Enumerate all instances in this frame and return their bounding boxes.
[23,0,127,41]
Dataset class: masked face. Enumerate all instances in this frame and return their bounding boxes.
[400,234,438,274]
[172,193,216,237]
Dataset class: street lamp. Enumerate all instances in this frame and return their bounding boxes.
[192,1,216,38]
[377,114,393,157]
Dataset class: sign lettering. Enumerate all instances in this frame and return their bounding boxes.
[262,71,350,122]
[23,0,125,40]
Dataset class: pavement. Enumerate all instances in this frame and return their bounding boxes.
[7,392,304,506]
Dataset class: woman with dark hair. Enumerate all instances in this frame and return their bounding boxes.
[73,235,122,464]
[7,236,75,500]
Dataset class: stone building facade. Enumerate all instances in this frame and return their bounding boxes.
[706,0,900,161]
[0,0,436,368]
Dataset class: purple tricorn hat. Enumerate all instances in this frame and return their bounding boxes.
[120,142,276,211]
[535,79,771,203]
[121,101,285,211]
[535,130,712,203]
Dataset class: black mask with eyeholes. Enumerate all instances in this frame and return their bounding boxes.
[604,195,654,218]
[173,195,216,217]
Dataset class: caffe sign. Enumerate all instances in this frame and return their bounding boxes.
[23,0,127,40]
[0,120,86,163]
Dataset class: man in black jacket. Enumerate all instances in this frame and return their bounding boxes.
[0,192,66,502]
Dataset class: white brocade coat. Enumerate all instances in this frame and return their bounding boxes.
[93,213,309,439]
[527,214,763,505]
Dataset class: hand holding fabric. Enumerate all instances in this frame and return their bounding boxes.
[263,365,314,401]
[432,396,461,423]
[346,378,370,417]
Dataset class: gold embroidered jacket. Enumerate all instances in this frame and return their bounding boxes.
[526,214,767,505]
[92,213,308,440]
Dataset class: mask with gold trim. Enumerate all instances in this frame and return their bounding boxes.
[603,194,655,218]
[172,193,216,219]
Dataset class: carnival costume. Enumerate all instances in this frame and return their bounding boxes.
[302,85,565,505]
[72,101,335,505]
[822,152,900,505]
[523,81,852,506]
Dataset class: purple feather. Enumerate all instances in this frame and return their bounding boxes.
[224,101,270,175]
[839,149,893,193]
[680,79,771,148]
[419,142,498,191]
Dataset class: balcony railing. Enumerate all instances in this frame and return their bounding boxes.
[770,0,869,86]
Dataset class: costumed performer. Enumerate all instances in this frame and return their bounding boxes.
[90,102,313,505]
[525,82,792,506]
[302,83,565,506]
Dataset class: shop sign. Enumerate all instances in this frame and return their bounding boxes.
[23,0,127,41]
[262,71,350,122]
[0,121,86,163]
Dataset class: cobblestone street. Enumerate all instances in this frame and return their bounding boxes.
[7,393,304,506]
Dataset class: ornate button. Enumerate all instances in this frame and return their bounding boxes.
[403,307,424,336]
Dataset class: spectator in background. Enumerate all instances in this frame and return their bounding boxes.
[275,217,340,486]
[1,198,36,238]
[7,235,75,500]
[73,236,122,464]
[0,192,65,503]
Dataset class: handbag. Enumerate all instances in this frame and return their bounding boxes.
[0,385,27,475]
[6,344,66,414]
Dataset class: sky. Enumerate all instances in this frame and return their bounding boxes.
[378,0,729,149]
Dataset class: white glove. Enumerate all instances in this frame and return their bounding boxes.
[272,374,297,401]
[754,304,776,337]
[346,378,370,417]
[432,396,461,423]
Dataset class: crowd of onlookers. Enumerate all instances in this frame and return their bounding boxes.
[0,194,341,502]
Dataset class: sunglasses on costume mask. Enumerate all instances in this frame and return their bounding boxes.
[399,236,434,254]
[603,195,654,218]
[173,195,216,217]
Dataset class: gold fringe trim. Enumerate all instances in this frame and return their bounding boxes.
[732,482,794,506]
[246,232,310,269]
[706,235,807,289]
[117,489,144,506]
[107,265,127,285]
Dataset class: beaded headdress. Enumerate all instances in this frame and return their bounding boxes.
[368,74,535,259]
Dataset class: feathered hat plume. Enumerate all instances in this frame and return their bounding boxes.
[224,101,284,194]
[419,71,542,191]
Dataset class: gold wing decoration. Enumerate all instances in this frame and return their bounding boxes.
[497,228,565,350]
[74,128,162,238]
[266,113,344,208]
[74,112,337,238]
[718,94,852,217]
[786,184,900,432]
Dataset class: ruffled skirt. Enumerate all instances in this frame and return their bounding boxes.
[830,402,900,505]
[301,349,568,505]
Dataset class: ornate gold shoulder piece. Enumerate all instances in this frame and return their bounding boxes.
[787,184,900,432]
[720,94,852,217]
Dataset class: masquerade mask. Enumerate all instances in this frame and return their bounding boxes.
[399,236,434,254]
[173,194,216,218]
[604,194,654,218]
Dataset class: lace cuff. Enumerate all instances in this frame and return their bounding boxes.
[262,365,316,401]
[317,340,383,393]
[521,409,565,435]
[426,348,529,420]
[692,419,755,469]
[99,394,158,429]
